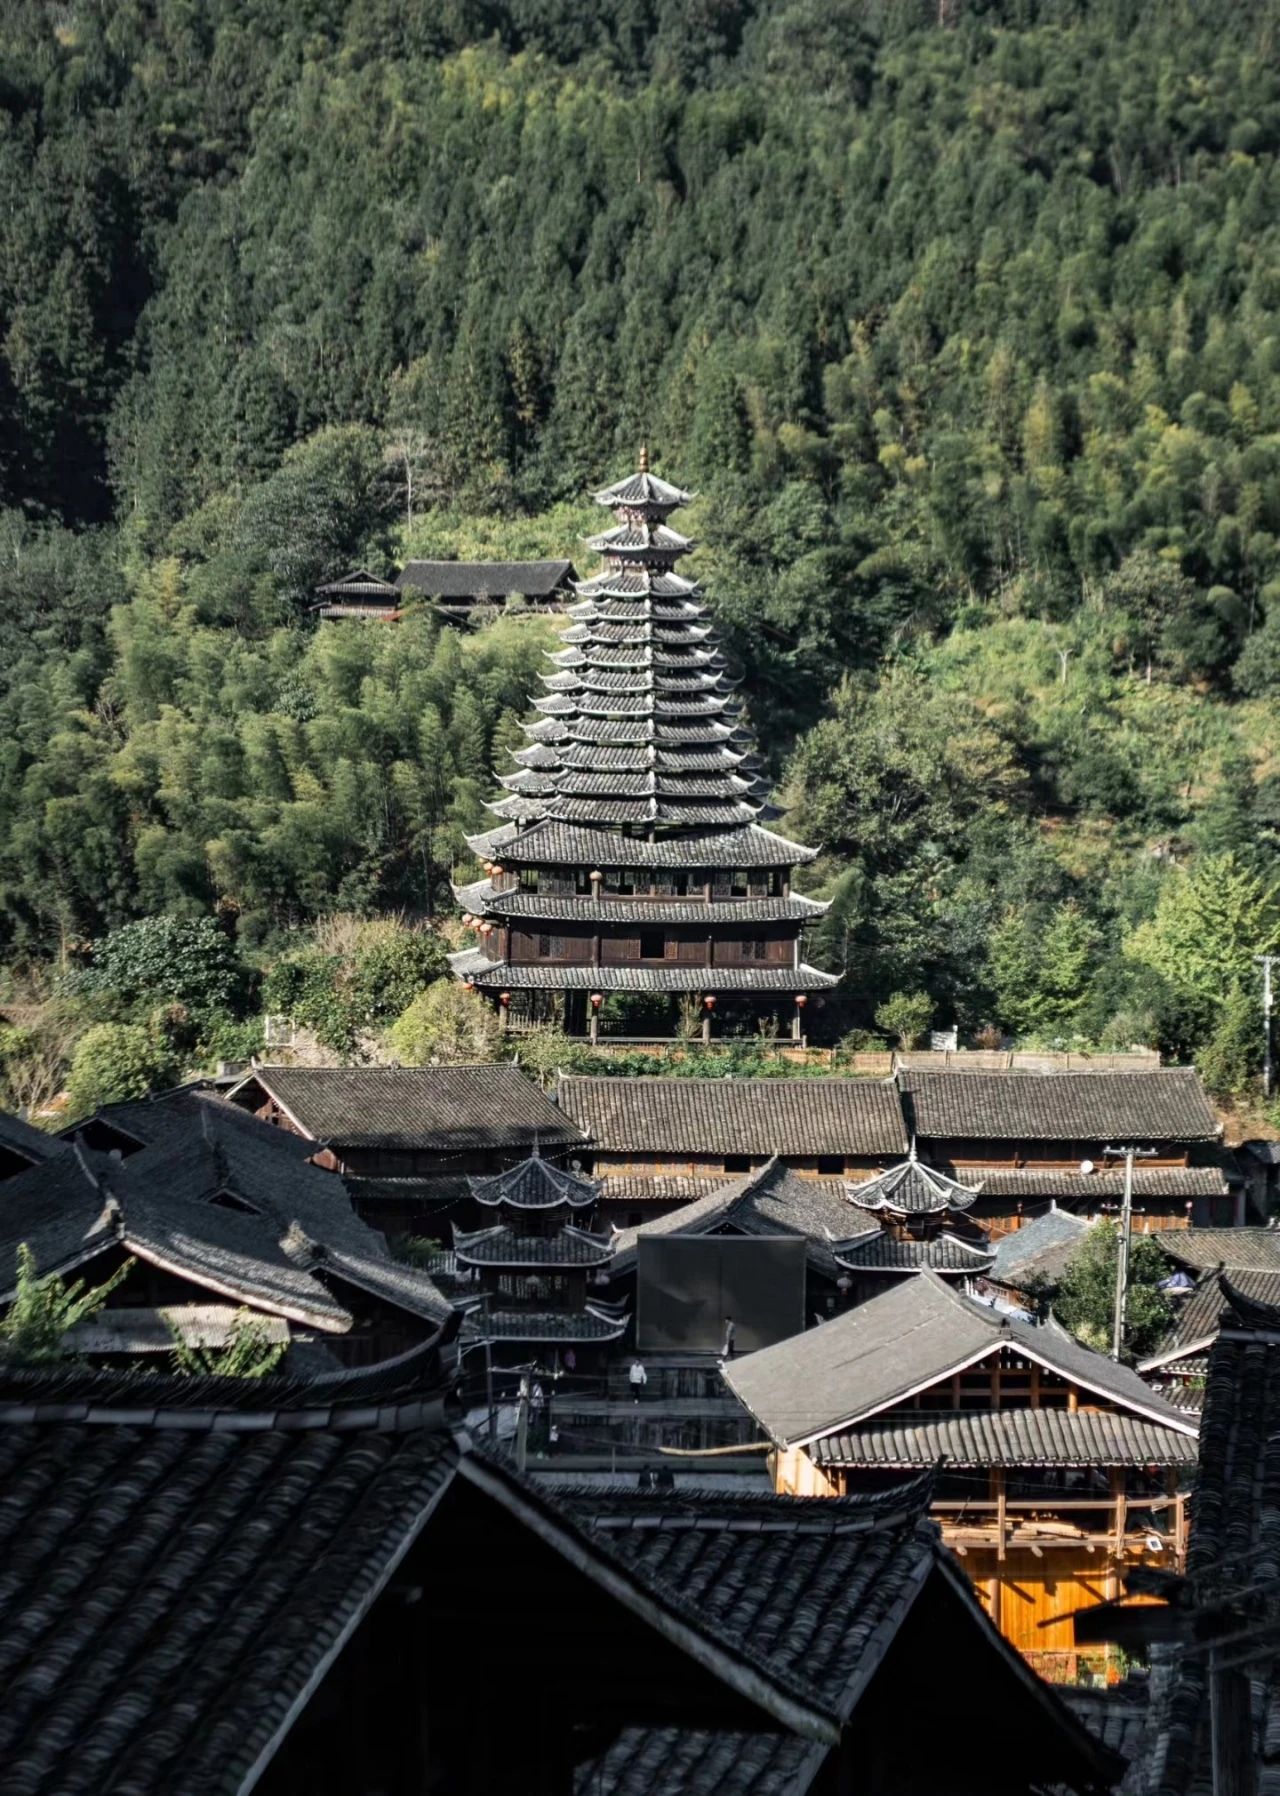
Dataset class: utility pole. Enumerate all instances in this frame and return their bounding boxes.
[1255,953,1276,1099]
[1106,1145,1157,1360]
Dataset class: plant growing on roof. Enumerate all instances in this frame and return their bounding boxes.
[0,1244,136,1366]
[168,1308,287,1378]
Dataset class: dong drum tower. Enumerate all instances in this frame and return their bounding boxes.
[450,456,838,1041]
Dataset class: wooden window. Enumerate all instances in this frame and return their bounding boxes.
[575,868,592,895]
[723,1155,752,1173]
[746,938,767,960]
[537,933,552,957]
[519,867,540,892]
[816,1155,844,1175]
[639,928,665,961]
[730,869,749,896]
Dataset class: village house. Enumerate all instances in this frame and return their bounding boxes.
[309,566,402,620]
[901,1067,1234,1232]
[1138,1226,1280,1404]
[725,1271,1198,1678]
[0,1095,452,1368]
[451,458,839,1042]
[228,1061,582,1176]
[396,556,577,618]
[0,1105,60,1181]
[559,1073,907,1222]
[0,1335,1126,1795]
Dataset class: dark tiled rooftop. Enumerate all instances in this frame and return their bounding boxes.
[902,1067,1219,1143]
[560,1076,906,1158]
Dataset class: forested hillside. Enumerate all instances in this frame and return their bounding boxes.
[3,0,1280,1095]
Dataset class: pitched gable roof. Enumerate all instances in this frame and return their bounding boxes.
[396,559,575,598]
[559,1076,907,1158]
[230,1063,583,1152]
[901,1067,1220,1143]
[724,1271,1197,1447]
[0,1106,63,1170]
[609,1159,853,1276]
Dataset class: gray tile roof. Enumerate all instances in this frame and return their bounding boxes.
[462,1304,630,1343]
[610,1162,856,1278]
[976,1166,1230,1200]
[468,818,819,867]
[0,1106,63,1168]
[451,954,839,992]
[1160,1226,1280,1271]
[1139,1268,1280,1372]
[469,1154,598,1210]
[453,1223,614,1268]
[0,1100,453,1334]
[64,1303,292,1355]
[457,887,827,925]
[809,1408,1199,1469]
[314,566,398,596]
[1144,1279,1280,1796]
[724,1271,1197,1448]
[396,558,575,598]
[902,1067,1220,1143]
[844,1154,978,1215]
[231,1063,583,1151]
[560,1076,907,1158]
[989,1206,1092,1291]
[832,1230,994,1274]
[597,1175,728,1205]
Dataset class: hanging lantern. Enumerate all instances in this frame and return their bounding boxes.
[464,980,476,992]
[795,994,809,1009]
[461,913,474,927]
[589,868,603,882]
[482,861,494,873]
[703,995,717,1010]
[499,991,512,1008]
[491,864,504,876]
[590,992,604,1011]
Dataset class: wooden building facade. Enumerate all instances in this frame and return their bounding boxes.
[726,1271,1199,1679]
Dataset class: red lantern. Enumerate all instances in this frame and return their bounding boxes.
[590,992,604,1010]
[464,980,476,992]
[795,994,808,1008]
[491,864,504,876]
[499,991,512,1008]
[703,995,717,1010]
[482,860,493,873]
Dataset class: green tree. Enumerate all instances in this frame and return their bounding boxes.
[78,916,247,1020]
[873,990,932,1051]
[1196,982,1261,1099]
[66,1023,176,1117]
[386,982,500,1066]
[1124,854,1280,1011]
[0,1243,135,1365]
[1053,1223,1173,1361]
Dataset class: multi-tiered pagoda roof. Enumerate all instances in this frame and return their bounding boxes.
[451,456,839,1026]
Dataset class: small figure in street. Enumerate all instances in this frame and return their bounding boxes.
[629,1359,648,1403]
[722,1316,736,1360]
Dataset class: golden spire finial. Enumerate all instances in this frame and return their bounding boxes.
[638,442,649,473]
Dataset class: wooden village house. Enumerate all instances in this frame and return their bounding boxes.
[395,557,577,618]
[725,1270,1199,1679]
[450,458,839,1041]
[0,1094,453,1369]
[900,1067,1234,1232]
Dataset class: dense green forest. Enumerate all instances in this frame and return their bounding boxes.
[3,0,1280,1101]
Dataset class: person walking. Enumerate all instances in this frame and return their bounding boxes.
[628,1359,648,1403]
[721,1316,736,1360]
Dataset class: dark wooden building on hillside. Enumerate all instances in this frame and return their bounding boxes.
[726,1271,1199,1678]
[396,558,576,619]
[451,457,838,1041]
[559,1074,907,1221]
[0,1349,1125,1796]
[310,567,402,620]
[902,1068,1233,1232]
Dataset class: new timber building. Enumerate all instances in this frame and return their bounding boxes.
[451,457,838,1040]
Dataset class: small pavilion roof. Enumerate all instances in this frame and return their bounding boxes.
[313,566,399,597]
[468,1153,600,1212]
[452,1221,614,1268]
[830,1230,995,1276]
[843,1149,980,1216]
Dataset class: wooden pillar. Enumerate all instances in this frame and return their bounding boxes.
[995,1467,1007,1564]
[1111,1469,1127,1562]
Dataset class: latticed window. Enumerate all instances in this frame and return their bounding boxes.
[519,867,540,892]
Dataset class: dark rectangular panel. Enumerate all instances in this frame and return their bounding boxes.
[637,1236,806,1352]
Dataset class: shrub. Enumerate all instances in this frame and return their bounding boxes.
[77,916,247,1019]
[874,990,933,1050]
[66,1023,177,1116]
[386,982,500,1065]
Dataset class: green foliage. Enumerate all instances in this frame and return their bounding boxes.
[1196,982,1262,1098]
[66,1023,177,1118]
[989,903,1100,1039]
[263,916,446,1057]
[169,1309,287,1378]
[386,981,500,1066]
[0,1244,135,1366]
[873,991,932,1051]
[1054,1222,1173,1360]
[1124,853,1280,1011]
[512,1027,593,1087]
[73,917,247,1020]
